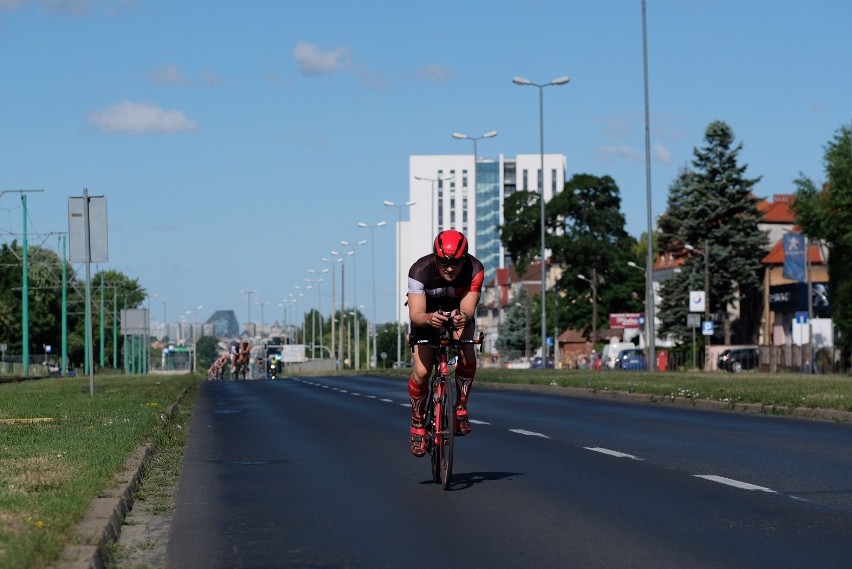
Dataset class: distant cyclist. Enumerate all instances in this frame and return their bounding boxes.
[406,229,484,457]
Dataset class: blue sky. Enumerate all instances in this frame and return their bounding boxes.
[1,0,849,328]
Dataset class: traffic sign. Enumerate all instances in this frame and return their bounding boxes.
[701,321,714,336]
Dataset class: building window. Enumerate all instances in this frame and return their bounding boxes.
[462,170,468,188]
[522,169,528,191]
[552,168,557,194]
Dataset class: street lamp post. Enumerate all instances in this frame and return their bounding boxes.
[159,299,172,341]
[241,289,256,336]
[323,257,343,367]
[383,200,415,368]
[340,240,366,369]
[357,221,387,369]
[577,270,598,347]
[413,175,452,237]
[513,75,569,368]
[256,300,270,336]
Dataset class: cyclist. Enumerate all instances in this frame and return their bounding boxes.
[406,229,484,457]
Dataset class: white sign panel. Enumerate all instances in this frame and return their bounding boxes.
[689,291,705,313]
[281,344,306,363]
[121,309,149,335]
[68,195,108,263]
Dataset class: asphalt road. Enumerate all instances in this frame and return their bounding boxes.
[167,375,852,569]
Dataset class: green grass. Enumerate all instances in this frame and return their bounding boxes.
[0,374,200,569]
[369,367,852,413]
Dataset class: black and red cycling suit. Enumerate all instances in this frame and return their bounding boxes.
[407,252,485,344]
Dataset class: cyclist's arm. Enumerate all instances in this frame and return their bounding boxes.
[455,290,480,328]
[408,292,448,328]
[454,268,484,328]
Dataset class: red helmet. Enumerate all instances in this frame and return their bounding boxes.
[433,230,468,262]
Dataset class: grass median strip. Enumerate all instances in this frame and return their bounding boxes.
[0,374,199,569]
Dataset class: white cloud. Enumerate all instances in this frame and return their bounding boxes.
[150,63,189,85]
[653,143,673,164]
[293,41,351,76]
[597,144,640,164]
[414,63,454,84]
[150,64,223,88]
[88,101,197,134]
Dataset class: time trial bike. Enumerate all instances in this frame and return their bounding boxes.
[411,310,484,490]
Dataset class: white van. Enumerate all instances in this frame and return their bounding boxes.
[600,342,637,370]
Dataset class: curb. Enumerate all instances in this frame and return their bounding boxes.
[50,388,189,569]
[479,381,852,423]
[50,445,152,569]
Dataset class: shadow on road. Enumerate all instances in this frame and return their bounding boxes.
[443,471,524,490]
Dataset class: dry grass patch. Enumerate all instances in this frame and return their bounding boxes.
[1,454,73,496]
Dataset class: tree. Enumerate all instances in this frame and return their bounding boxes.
[196,336,221,372]
[500,190,541,275]
[495,287,532,356]
[657,121,768,345]
[791,123,852,370]
[545,174,643,340]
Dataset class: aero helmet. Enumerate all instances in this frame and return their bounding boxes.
[433,230,468,262]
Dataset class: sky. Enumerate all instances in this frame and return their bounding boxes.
[1,0,850,330]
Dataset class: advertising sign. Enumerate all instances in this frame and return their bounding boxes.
[609,313,641,329]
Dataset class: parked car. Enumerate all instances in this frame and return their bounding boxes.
[717,347,759,372]
[601,342,637,369]
[614,348,646,370]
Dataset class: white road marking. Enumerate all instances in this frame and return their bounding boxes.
[694,475,776,493]
[380,398,394,403]
[469,419,490,425]
[350,392,361,396]
[584,447,643,460]
[509,429,549,438]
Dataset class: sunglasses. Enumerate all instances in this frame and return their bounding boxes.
[436,255,464,267]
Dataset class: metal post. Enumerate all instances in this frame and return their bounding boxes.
[513,76,569,367]
[642,0,657,371]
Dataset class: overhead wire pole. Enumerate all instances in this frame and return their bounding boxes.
[0,189,44,378]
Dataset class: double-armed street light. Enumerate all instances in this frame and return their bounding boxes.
[357,221,387,369]
[383,200,415,367]
[451,130,498,162]
[340,240,366,369]
[414,175,452,238]
[512,75,569,367]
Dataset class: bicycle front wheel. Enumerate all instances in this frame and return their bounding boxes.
[438,377,454,490]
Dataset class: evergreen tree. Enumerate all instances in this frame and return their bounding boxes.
[792,123,852,370]
[657,121,768,345]
[495,287,532,356]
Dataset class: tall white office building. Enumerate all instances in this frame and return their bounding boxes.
[392,152,567,329]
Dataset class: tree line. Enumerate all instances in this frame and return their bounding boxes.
[498,120,852,370]
[0,243,145,368]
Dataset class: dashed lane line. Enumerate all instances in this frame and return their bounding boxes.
[694,475,777,493]
[584,447,643,460]
[508,429,550,438]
